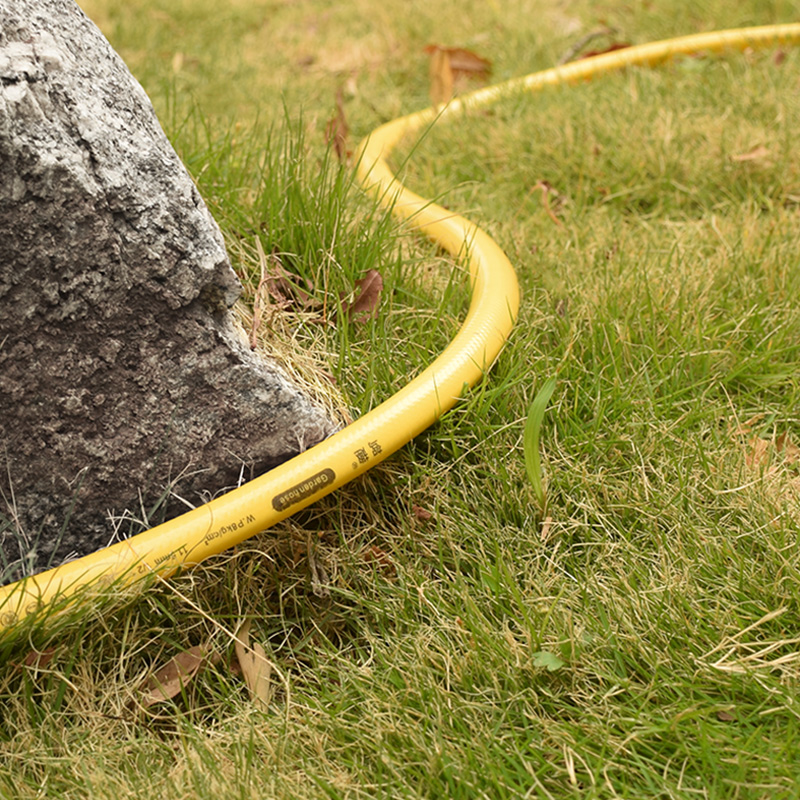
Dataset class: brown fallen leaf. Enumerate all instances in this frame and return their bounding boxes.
[745,437,770,468]
[578,42,631,60]
[425,44,492,81]
[361,545,397,578]
[731,144,771,163]
[776,432,800,463]
[141,645,209,707]
[23,647,56,670]
[557,27,618,65]
[746,432,800,468]
[265,272,296,308]
[250,244,321,347]
[234,620,272,710]
[737,424,800,524]
[412,504,433,521]
[427,45,454,105]
[341,269,383,322]
[425,44,491,105]
[731,413,765,439]
[264,251,318,312]
[324,86,349,163]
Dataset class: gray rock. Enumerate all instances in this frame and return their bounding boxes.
[0,0,336,581]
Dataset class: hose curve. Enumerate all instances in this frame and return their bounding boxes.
[1,23,798,631]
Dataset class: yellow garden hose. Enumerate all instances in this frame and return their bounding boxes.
[1,23,799,631]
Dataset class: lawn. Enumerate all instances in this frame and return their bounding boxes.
[3,1,800,797]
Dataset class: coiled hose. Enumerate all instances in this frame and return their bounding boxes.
[2,24,798,631]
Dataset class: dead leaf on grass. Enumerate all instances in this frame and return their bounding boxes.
[427,46,454,105]
[361,545,397,578]
[740,430,800,515]
[234,620,272,710]
[412,504,433,521]
[250,243,320,347]
[557,27,618,64]
[425,44,491,105]
[578,42,631,60]
[341,269,383,322]
[745,436,771,468]
[324,86,349,163]
[141,645,210,707]
[262,249,319,312]
[731,144,771,163]
[447,47,492,80]
[745,432,800,468]
[23,647,56,670]
[777,433,800,464]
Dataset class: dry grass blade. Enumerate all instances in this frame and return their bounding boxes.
[234,619,273,710]
[532,181,564,227]
[698,608,797,675]
[249,237,270,350]
[705,638,800,676]
[731,144,771,162]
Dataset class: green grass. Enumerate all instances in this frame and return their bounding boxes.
[3,0,800,797]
